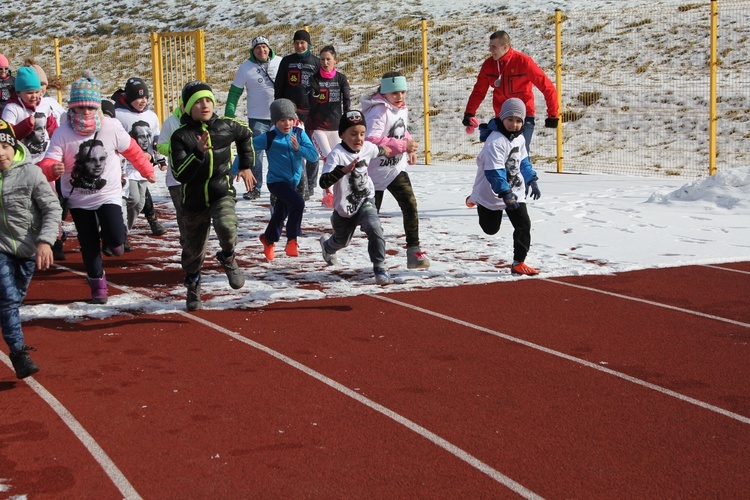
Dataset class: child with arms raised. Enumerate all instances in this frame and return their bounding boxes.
[256,98,318,261]
[318,110,393,285]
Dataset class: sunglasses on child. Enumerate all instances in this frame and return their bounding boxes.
[0,68,9,71]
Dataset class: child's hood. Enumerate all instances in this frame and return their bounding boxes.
[4,143,31,172]
[360,93,394,115]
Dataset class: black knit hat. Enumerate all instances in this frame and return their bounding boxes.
[293,29,311,45]
[124,77,149,103]
[181,81,215,113]
[100,99,116,118]
[0,119,17,151]
[338,110,367,137]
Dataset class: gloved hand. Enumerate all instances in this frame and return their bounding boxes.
[503,193,519,210]
[526,180,541,200]
[545,117,559,129]
[464,116,480,134]
[462,113,475,127]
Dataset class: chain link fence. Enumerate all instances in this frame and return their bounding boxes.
[2,0,747,178]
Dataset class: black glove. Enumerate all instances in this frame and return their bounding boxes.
[545,117,559,129]
[503,193,519,210]
[462,113,475,127]
[526,180,541,200]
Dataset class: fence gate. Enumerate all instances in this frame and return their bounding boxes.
[150,30,206,124]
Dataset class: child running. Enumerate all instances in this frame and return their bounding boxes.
[361,71,429,270]
[466,97,541,275]
[0,119,61,379]
[169,81,256,311]
[256,98,318,261]
[318,110,393,285]
[307,45,351,207]
[39,71,156,304]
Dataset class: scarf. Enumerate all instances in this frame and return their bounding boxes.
[320,68,337,79]
[67,109,101,136]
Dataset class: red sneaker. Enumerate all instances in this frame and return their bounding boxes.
[259,234,275,261]
[321,189,334,208]
[285,239,299,257]
[511,262,539,276]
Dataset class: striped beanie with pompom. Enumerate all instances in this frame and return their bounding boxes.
[69,70,102,109]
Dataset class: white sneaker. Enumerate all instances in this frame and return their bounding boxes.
[319,235,337,266]
[374,269,394,286]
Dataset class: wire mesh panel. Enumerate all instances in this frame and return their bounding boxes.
[1,1,747,178]
[155,31,204,119]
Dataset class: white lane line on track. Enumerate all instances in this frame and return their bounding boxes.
[179,309,543,500]
[701,264,750,275]
[543,278,750,329]
[0,355,141,500]
[25,268,542,499]
[370,294,750,427]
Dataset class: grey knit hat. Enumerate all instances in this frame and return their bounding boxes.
[270,98,297,123]
[499,97,526,122]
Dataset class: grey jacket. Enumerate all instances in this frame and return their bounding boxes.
[0,143,62,259]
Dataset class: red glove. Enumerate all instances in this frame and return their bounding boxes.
[464,117,480,135]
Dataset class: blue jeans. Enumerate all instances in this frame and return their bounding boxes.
[0,252,35,353]
[247,118,271,192]
[523,116,536,155]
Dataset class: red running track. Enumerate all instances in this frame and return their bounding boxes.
[1,256,749,498]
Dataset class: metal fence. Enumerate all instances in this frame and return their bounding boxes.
[2,0,747,178]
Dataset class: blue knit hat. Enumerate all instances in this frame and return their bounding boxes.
[380,75,407,94]
[14,66,41,92]
[69,70,102,109]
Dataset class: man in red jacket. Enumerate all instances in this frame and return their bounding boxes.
[463,30,559,153]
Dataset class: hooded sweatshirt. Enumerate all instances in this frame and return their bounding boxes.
[0,143,62,258]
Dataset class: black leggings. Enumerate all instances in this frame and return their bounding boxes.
[70,204,127,279]
[477,202,531,263]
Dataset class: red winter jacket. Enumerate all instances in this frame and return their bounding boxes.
[464,47,559,120]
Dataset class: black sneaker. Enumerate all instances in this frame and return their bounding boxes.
[9,346,40,379]
[243,189,261,200]
[216,251,245,289]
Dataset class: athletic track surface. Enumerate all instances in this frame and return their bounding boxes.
[1,226,749,498]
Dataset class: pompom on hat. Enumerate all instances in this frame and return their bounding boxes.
[68,70,102,109]
[499,97,526,122]
[13,66,41,92]
[338,110,367,137]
